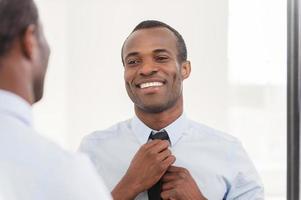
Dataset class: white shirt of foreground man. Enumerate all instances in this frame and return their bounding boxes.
[0,90,112,200]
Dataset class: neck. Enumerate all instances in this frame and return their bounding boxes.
[0,59,34,105]
[135,96,183,131]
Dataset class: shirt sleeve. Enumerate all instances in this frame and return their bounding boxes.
[225,141,264,200]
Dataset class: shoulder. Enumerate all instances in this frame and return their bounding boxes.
[79,119,133,150]
[83,119,132,141]
[187,119,258,169]
[0,115,87,168]
[0,117,105,184]
[0,140,111,199]
[187,118,241,145]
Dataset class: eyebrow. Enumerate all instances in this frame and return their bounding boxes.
[152,49,172,55]
[124,52,139,61]
[124,49,172,61]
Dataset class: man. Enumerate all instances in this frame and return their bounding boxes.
[80,20,264,199]
[0,0,111,199]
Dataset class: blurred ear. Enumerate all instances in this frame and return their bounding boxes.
[21,24,38,60]
[181,60,191,80]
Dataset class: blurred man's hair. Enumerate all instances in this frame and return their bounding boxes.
[0,0,39,56]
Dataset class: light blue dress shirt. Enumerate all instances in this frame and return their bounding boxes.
[80,114,264,200]
[0,89,112,200]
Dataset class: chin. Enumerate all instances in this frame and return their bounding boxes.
[33,68,47,102]
[33,84,44,103]
[138,103,170,114]
[34,92,43,103]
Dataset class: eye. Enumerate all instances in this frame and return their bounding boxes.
[126,59,140,65]
[155,56,169,62]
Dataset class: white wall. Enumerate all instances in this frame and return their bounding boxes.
[228,0,286,198]
[33,0,286,199]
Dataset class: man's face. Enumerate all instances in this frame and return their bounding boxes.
[32,23,50,103]
[122,27,190,113]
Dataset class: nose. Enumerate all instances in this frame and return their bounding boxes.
[139,60,158,76]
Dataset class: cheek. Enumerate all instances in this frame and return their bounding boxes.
[124,69,135,83]
[124,72,134,93]
[169,73,183,94]
[171,70,182,84]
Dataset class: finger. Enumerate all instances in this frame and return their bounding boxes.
[157,148,172,161]
[150,140,170,153]
[161,189,176,200]
[162,155,176,169]
[161,172,178,182]
[144,139,162,148]
[161,180,176,190]
[167,165,185,172]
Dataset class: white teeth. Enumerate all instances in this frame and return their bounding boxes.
[140,82,163,89]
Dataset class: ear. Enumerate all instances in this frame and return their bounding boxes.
[180,60,191,80]
[21,24,38,60]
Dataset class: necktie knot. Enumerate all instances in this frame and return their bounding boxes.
[149,129,170,141]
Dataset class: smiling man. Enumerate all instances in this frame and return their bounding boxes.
[79,20,264,200]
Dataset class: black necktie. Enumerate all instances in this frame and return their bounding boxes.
[147,130,170,200]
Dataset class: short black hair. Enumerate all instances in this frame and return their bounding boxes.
[122,20,187,65]
[0,0,39,56]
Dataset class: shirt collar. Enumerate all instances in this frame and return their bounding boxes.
[0,89,33,127]
[131,113,189,147]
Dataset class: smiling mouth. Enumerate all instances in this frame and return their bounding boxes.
[139,82,164,89]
